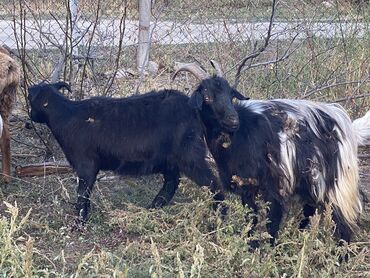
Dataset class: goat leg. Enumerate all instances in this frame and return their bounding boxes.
[180,149,227,215]
[332,207,353,243]
[241,188,260,249]
[0,122,11,183]
[73,160,99,222]
[266,197,284,246]
[75,174,97,222]
[150,168,180,208]
[204,153,228,216]
[299,204,317,230]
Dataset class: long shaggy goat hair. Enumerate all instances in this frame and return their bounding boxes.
[0,46,20,182]
[173,61,370,244]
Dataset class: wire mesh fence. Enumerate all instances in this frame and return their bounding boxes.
[0,0,369,104]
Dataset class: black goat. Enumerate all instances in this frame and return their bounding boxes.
[28,79,245,221]
[174,63,370,244]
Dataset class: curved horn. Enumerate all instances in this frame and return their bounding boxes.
[172,62,210,81]
[209,59,223,77]
[52,81,72,93]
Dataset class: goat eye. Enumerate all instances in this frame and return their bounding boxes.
[43,102,48,108]
[232,97,239,105]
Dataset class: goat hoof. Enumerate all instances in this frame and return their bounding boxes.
[248,239,260,251]
[220,205,229,218]
[149,196,168,209]
[212,202,228,218]
[337,252,349,265]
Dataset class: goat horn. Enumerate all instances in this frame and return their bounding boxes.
[172,62,210,81]
[209,60,223,77]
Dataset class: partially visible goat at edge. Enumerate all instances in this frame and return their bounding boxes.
[173,62,370,244]
[0,46,20,183]
[27,79,245,222]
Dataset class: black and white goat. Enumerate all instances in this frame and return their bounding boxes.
[174,62,370,243]
[27,80,244,221]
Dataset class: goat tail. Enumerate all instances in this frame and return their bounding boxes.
[352,110,370,146]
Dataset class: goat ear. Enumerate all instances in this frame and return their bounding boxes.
[27,86,40,102]
[231,89,249,100]
[52,81,72,93]
[188,89,204,110]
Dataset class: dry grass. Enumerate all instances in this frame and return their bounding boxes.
[1,61,370,276]
[0,174,369,277]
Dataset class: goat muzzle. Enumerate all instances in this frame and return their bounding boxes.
[222,115,240,132]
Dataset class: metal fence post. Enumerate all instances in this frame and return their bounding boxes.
[137,0,151,73]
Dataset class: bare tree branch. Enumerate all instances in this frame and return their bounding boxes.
[334,91,370,103]
[242,32,300,72]
[16,162,72,178]
[302,75,370,99]
[50,55,65,83]
[13,0,54,157]
[79,0,101,99]
[103,4,127,96]
[233,0,277,88]
[344,72,370,107]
